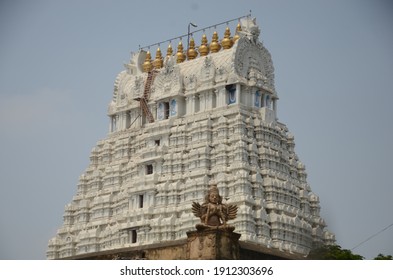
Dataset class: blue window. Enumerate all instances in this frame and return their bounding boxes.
[255,91,261,107]
[226,84,236,104]
[157,102,169,120]
[170,99,177,116]
[265,95,271,109]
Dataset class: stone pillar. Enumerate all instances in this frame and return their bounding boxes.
[273,98,277,113]
[120,112,126,130]
[185,96,190,115]
[192,95,198,113]
[109,116,113,133]
[199,92,206,112]
[186,95,195,115]
[151,103,157,120]
[206,91,213,110]
[186,229,241,260]
[215,86,225,107]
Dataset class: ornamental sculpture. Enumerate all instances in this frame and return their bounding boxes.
[192,185,238,231]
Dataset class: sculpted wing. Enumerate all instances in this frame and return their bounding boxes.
[225,204,238,221]
[191,202,203,218]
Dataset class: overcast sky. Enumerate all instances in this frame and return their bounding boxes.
[0,0,392,260]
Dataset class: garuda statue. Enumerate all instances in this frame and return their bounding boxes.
[192,184,238,231]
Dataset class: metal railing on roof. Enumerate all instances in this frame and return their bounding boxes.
[138,12,252,51]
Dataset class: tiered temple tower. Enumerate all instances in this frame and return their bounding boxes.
[47,17,334,260]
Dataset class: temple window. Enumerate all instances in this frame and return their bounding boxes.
[265,95,272,109]
[157,102,170,120]
[146,164,153,175]
[170,99,177,116]
[131,229,137,243]
[226,84,236,104]
[255,90,262,107]
[138,194,144,208]
[163,102,170,119]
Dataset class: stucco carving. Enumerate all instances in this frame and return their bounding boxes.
[184,74,197,91]
[132,75,144,98]
[239,17,261,43]
[153,56,183,98]
[199,56,215,83]
[215,66,228,84]
[234,37,275,92]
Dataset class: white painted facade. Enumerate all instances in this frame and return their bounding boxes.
[47,18,334,259]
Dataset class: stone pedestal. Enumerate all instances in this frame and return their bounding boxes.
[186,229,241,260]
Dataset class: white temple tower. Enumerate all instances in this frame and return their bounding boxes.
[47,17,334,259]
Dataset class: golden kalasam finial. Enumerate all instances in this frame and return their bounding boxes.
[176,41,186,63]
[187,37,198,60]
[199,34,210,56]
[210,31,221,53]
[166,43,173,58]
[233,22,242,43]
[221,26,233,49]
[153,47,163,69]
[142,51,152,72]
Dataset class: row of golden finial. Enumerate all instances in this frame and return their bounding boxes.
[142,24,242,72]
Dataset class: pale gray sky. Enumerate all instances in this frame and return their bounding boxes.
[1,0,392,259]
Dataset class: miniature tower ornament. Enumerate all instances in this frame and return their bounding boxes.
[192,185,238,231]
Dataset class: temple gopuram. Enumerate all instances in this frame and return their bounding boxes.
[47,16,335,260]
